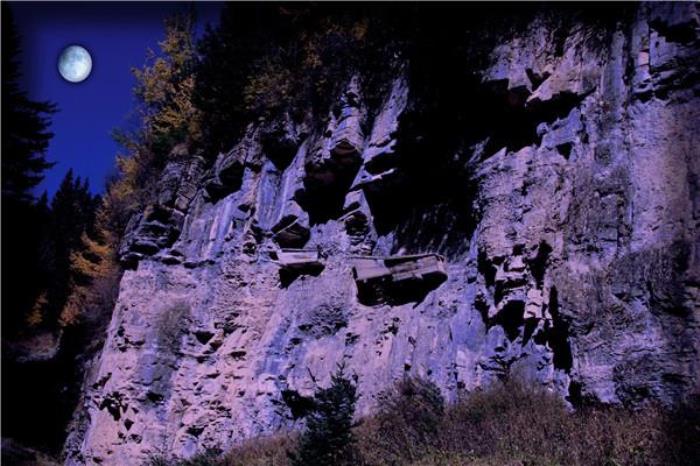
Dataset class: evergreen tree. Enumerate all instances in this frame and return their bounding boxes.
[1,4,56,204]
[194,4,296,156]
[1,4,57,334]
[290,364,359,466]
[127,10,201,160]
[38,170,99,327]
[27,191,56,327]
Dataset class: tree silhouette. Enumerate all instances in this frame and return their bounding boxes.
[290,364,359,466]
[2,3,56,204]
[1,4,57,334]
[38,170,99,326]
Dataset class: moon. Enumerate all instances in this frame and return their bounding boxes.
[58,45,92,83]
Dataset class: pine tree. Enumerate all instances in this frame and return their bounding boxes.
[1,4,56,204]
[59,180,126,327]
[105,11,202,245]
[130,11,201,158]
[290,364,359,466]
[42,170,99,326]
[194,4,295,156]
[1,4,57,334]
[26,191,55,327]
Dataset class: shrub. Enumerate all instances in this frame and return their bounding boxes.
[155,301,189,353]
[338,377,698,465]
[289,364,359,466]
[147,378,700,466]
[145,449,222,466]
[438,378,572,464]
[369,377,445,464]
[222,434,295,466]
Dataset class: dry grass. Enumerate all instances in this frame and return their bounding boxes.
[221,434,296,466]
[150,378,699,466]
[358,378,699,466]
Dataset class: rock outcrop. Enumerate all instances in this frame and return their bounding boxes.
[65,4,699,464]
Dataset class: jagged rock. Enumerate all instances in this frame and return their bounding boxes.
[118,205,185,267]
[341,190,372,236]
[260,113,305,168]
[330,76,365,159]
[357,75,408,183]
[271,201,310,248]
[119,156,204,267]
[205,126,262,201]
[296,79,368,223]
[66,5,699,465]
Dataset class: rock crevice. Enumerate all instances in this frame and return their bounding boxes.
[66,4,699,464]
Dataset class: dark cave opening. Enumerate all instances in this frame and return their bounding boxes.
[296,153,363,225]
[493,300,526,342]
[567,380,583,406]
[271,215,311,249]
[279,264,325,288]
[522,317,539,345]
[557,142,573,159]
[528,241,553,289]
[359,107,481,259]
[547,286,573,371]
[478,250,498,288]
[356,273,448,307]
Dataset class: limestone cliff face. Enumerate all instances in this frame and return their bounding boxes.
[66,4,699,464]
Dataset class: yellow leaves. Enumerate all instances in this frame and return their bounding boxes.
[243,56,294,115]
[352,19,369,41]
[131,11,201,153]
[149,74,202,149]
[159,14,195,69]
[116,154,140,181]
[27,291,48,327]
[71,233,114,279]
[55,13,199,328]
[59,229,119,327]
[242,14,375,118]
[59,291,84,327]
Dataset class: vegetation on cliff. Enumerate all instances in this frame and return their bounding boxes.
[289,365,359,466]
[4,3,696,462]
[151,377,700,466]
[20,4,614,331]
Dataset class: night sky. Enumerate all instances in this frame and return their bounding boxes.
[10,2,222,197]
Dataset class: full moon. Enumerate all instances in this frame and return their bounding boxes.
[58,45,92,83]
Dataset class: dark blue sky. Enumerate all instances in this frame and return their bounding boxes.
[10,2,222,197]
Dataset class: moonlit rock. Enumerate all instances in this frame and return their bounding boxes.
[58,45,92,83]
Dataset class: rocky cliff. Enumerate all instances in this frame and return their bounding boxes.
[65,4,699,464]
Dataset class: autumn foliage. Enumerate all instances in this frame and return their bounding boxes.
[58,13,202,327]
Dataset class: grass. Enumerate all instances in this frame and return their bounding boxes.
[147,377,700,466]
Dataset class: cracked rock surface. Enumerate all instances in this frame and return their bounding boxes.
[65,4,699,464]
